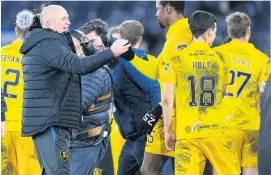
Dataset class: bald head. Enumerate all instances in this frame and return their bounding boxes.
[40,5,71,33]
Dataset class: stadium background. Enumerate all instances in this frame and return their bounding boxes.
[1,1,270,175]
[1,1,270,57]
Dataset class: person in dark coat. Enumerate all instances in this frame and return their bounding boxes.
[80,19,161,175]
[20,5,131,175]
[69,30,114,175]
[259,73,271,175]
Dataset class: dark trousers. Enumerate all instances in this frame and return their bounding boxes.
[258,128,271,175]
[161,157,174,175]
[70,137,109,175]
[95,138,115,175]
[32,127,70,175]
[117,136,146,175]
[203,160,213,175]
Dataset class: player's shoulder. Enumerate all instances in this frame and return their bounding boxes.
[168,47,189,64]
[163,36,190,54]
[252,47,270,63]
[212,44,231,62]
[147,54,156,59]
[147,54,156,62]
[213,42,231,53]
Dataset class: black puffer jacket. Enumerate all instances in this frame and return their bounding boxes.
[20,28,115,136]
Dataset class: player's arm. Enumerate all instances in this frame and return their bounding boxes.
[130,55,159,80]
[214,49,230,97]
[162,83,174,135]
[160,60,177,151]
[222,58,231,97]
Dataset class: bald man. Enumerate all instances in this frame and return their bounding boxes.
[40,5,70,33]
[20,5,131,175]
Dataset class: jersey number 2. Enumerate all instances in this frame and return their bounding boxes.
[3,69,20,99]
[188,76,216,107]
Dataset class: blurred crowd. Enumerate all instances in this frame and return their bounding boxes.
[1,1,270,56]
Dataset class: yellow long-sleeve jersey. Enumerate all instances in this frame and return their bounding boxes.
[134,18,192,157]
[1,40,24,131]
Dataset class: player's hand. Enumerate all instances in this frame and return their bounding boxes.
[110,39,131,57]
[165,131,175,151]
[1,121,6,139]
[137,104,162,135]
[119,45,135,61]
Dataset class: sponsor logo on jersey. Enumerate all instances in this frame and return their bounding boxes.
[177,44,187,51]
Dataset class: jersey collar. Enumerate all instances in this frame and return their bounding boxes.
[166,18,189,40]
[229,40,255,49]
[189,41,211,49]
[12,39,23,48]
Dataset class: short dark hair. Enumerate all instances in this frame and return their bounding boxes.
[189,10,217,38]
[226,12,251,39]
[79,19,108,36]
[160,1,185,15]
[119,20,144,46]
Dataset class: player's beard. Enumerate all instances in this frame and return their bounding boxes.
[158,21,165,29]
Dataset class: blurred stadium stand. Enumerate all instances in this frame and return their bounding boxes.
[1,1,270,57]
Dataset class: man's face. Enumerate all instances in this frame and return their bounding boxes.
[49,8,71,33]
[72,37,84,57]
[86,31,105,51]
[156,0,168,29]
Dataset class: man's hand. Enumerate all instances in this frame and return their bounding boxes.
[1,121,6,139]
[110,39,131,57]
[119,45,135,61]
[165,131,176,151]
[137,104,162,135]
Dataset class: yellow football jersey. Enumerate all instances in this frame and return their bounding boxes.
[157,18,192,100]
[214,40,270,130]
[1,40,24,131]
[131,18,192,80]
[143,18,192,157]
[161,42,228,139]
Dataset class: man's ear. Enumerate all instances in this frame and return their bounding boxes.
[166,4,172,14]
[227,29,231,38]
[246,27,251,37]
[137,36,143,46]
[207,28,212,37]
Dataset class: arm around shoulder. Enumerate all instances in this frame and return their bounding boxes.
[41,39,115,75]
